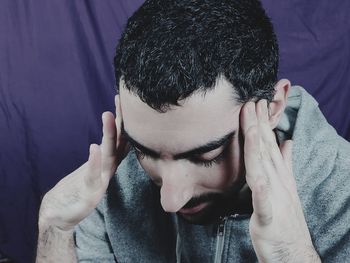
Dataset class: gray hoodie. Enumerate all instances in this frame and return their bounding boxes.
[75,86,350,262]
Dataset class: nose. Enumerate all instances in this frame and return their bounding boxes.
[159,164,194,213]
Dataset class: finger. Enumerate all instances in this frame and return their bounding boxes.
[257,100,283,162]
[241,102,264,187]
[251,177,273,226]
[256,99,276,147]
[243,124,262,187]
[85,144,102,190]
[256,100,285,180]
[100,111,120,181]
[101,111,117,157]
[241,101,258,136]
[256,99,269,123]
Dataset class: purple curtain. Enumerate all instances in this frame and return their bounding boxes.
[0,0,349,262]
[264,0,350,139]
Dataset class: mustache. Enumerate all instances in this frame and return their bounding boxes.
[182,192,223,209]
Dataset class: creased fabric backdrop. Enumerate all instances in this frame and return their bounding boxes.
[0,0,349,262]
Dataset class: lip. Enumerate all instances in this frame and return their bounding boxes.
[178,202,209,215]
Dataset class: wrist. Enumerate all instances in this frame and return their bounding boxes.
[284,243,321,263]
[36,217,76,262]
[38,223,74,242]
[38,215,75,234]
[38,210,75,234]
[256,242,321,263]
[38,197,75,232]
[299,246,321,263]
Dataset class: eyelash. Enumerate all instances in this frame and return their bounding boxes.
[132,147,148,160]
[132,146,227,168]
[191,150,226,167]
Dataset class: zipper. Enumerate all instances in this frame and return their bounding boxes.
[229,213,240,219]
[213,217,226,263]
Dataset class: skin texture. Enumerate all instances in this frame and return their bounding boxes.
[36,76,320,262]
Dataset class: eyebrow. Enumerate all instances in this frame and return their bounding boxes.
[121,123,235,160]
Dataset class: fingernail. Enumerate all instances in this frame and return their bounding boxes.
[247,101,254,113]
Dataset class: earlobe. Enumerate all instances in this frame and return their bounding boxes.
[268,79,290,129]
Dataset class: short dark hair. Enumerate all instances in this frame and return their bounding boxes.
[114,0,279,112]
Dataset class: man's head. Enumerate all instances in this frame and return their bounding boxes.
[114,0,290,224]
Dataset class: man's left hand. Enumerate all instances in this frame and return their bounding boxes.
[241,100,321,263]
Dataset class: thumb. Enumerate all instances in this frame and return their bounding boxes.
[84,144,103,191]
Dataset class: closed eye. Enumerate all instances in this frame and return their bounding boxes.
[132,146,155,160]
[133,145,229,168]
[189,147,228,167]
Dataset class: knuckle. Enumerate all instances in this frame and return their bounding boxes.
[245,125,259,140]
[259,148,270,160]
[259,213,273,226]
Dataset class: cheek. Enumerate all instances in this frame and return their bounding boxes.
[199,137,244,190]
[194,165,231,190]
[197,156,240,190]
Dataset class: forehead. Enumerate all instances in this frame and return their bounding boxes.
[119,76,242,153]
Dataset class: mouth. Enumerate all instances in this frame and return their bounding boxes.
[178,202,209,215]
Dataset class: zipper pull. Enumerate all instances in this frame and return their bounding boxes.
[218,221,225,236]
[214,217,227,263]
[217,217,226,236]
[229,213,239,219]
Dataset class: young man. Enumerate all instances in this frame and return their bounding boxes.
[36,0,350,262]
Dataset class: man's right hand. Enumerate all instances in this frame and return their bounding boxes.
[39,97,128,232]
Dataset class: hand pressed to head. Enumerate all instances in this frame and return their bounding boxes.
[241,99,320,262]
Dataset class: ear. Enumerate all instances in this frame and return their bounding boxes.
[268,79,290,129]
